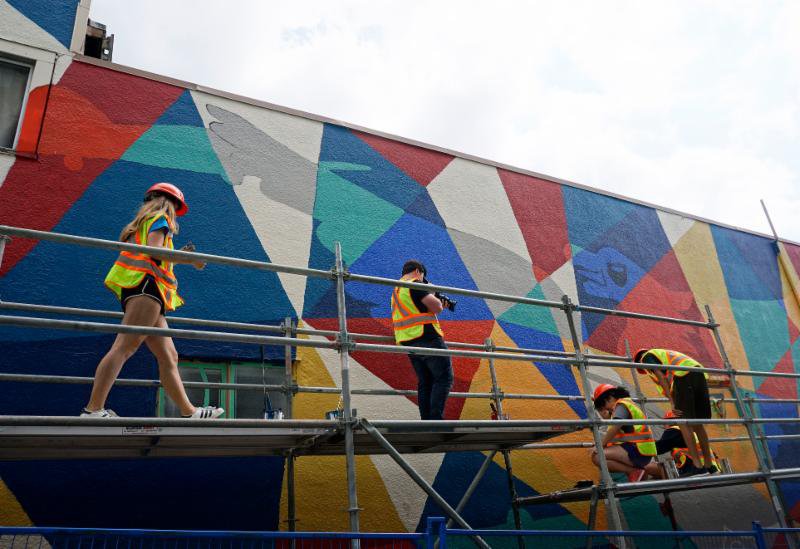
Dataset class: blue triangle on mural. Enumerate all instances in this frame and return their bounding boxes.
[573,207,670,338]
[319,124,426,211]
[154,90,205,127]
[342,212,494,321]
[404,189,446,228]
[498,320,586,418]
[0,160,295,361]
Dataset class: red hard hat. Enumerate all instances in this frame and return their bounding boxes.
[593,383,616,402]
[146,182,188,216]
[664,410,676,420]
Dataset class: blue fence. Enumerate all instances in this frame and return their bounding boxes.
[1,520,797,549]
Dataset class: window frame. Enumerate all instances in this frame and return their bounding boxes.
[0,54,34,151]
[157,359,286,419]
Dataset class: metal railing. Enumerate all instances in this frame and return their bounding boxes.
[0,520,793,549]
[1,224,799,541]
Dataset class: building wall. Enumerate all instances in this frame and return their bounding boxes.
[2,0,800,535]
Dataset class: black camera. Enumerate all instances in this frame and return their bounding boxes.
[421,276,457,312]
[438,293,457,312]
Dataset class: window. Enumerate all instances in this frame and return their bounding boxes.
[0,57,32,150]
[158,361,288,419]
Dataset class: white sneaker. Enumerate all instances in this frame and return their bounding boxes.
[184,406,224,419]
[80,408,118,418]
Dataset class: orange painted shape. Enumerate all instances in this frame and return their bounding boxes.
[15,85,49,155]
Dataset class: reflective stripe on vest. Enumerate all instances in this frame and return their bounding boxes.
[667,427,719,469]
[610,398,657,456]
[104,215,184,312]
[641,348,707,396]
[391,276,443,344]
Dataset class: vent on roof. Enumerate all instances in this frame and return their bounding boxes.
[84,18,114,61]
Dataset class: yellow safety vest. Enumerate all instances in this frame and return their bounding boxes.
[666,426,719,469]
[391,275,444,344]
[104,215,184,312]
[641,349,708,397]
[610,398,657,456]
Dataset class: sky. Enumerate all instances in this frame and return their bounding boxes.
[89,1,800,242]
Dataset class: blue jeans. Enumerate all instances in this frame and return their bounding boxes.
[407,338,453,420]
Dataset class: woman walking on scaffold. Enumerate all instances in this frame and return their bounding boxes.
[81,183,224,419]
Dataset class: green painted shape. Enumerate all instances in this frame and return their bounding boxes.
[729,298,790,390]
[314,166,403,265]
[499,284,560,336]
[791,338,800,397]
[320,161,372,173]
[122,126,230,182]
[570,244,583,258]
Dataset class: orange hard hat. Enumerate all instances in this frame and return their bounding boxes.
[146,182,188,216]
[593,383,616,402]
[663,410,676,420]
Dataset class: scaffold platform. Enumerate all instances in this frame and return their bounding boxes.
[0,416,584,460]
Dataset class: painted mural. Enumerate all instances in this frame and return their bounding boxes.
[3,0,800,538]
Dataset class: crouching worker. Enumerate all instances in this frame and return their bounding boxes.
[657,410,720,477]
[591,383,657,483]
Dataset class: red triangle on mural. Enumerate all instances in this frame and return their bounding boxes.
[497,169,570,282]
[586,250,722,370]
[305,317,495,419]
[789,317,800,346]
[758,348,798,400]
[353,131,454,187]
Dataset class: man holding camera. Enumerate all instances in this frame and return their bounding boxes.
[391,260,454,420]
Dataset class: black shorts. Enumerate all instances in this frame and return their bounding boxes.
[120,275,165,315]
[622,442,653,468]
[672,370,711,419]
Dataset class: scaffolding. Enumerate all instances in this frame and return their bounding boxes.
[1,224,800,546]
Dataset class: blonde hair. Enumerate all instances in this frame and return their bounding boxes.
[119,195,179,242]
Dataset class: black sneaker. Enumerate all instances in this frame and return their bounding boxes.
[679,464,708,477]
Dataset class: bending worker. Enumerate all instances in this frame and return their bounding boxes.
[391,260,453,420]
[634,348,714,474]
[591,383,657,483]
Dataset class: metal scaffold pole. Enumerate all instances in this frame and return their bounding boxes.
[334,242,360,540]
[561,295,626,541]
[486,338,524,549]
[705,305,793,532]
[283,316,297,534]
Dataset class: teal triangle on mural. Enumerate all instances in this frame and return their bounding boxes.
[498,284,561,336]
[570,243,583,258]
[314,163,404,266]
[121,92,230,183]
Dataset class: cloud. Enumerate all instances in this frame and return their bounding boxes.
[89,0,800,241]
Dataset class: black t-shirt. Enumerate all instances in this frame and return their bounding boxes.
[399,288,442,345]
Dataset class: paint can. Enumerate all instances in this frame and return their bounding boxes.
[264,409,284,420]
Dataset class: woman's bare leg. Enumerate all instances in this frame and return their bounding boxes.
[145,316,195,416]
[85,296,160,411]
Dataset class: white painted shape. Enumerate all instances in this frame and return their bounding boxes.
[233,176,311,316]
[191,90,323,163]
[69,0,91,54]
[541,257,581,340]
[656,209,696,247]
[0,153,15,187]
[52,51,72,83]
[428,158,530,262]
[0,2,68,53]
[312,343,445,531]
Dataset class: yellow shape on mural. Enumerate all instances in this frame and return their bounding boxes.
[0,478,32,526]
[279,322,404,532]
[672,221,753,391]
[461,322,599,526]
